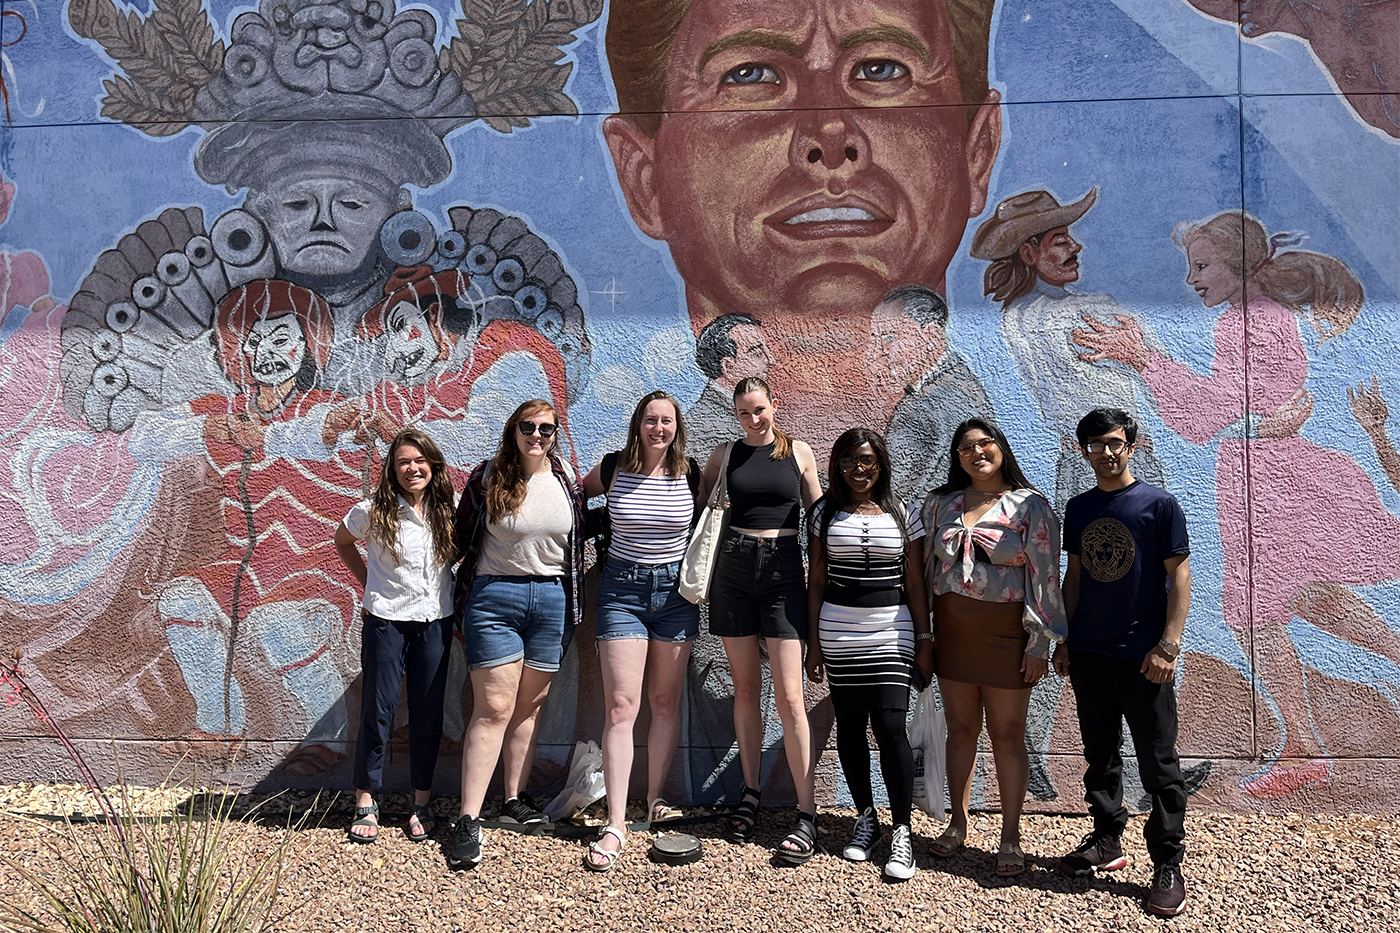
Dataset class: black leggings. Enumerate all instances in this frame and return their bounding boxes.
[834,704,915,827]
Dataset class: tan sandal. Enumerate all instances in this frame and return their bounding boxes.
[930,824,965,857]
[583,825,626,873]
[996,840,1027,876]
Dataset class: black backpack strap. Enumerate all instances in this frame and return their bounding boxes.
[686,456,703,530]
[602,451,620,493]
[594,451,622,563]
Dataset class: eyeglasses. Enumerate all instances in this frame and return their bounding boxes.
[957,437,998,456]
[838,455,879,473]
[518,421,558,438]
[1084,438,1129,454]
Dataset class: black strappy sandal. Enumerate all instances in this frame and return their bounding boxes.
[775,811,818,866]
[724,784,762,842]
[406,802,436,842]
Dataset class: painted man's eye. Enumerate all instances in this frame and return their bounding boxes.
[852,60,909,82]
[284,199,310,211]
[722,63,780,85]
[338,200,365,211]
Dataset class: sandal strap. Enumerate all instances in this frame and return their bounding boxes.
[783,812,818,850]
[354,802,379,819]
[598,825,626,848]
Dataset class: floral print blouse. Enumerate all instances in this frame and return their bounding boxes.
[922,487,1069,659]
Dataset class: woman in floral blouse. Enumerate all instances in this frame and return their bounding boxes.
[922,418,1067,877]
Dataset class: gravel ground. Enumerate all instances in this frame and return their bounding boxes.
[2,784,1397,932]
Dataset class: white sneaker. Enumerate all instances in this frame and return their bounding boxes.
[884,824,917,881]
[842,807,881,861]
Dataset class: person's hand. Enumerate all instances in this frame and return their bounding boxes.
[1021,651,1048,686]
[1052,643,1070,678]
[805,644,824,684]
[1258,388,1313,439]
[915,640,934,686]
[1072,313,1150,370]
[1141,645,1177,684]
[204,412,265,450]
[1348,376,1389,438]
[323,401,399,446]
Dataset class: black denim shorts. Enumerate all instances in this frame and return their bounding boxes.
[708,530,807,640]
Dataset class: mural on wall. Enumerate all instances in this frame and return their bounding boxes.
[2,0,1400,811]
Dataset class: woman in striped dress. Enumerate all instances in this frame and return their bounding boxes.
[580,391,702,871]
[806,428,932,881]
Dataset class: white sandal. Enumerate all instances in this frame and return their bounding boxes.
[649,798,683,823]
[583,825,626,873]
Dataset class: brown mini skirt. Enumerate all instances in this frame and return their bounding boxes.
[932,591,1031,690]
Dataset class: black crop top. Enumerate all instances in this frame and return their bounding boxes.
[726,441,802,530]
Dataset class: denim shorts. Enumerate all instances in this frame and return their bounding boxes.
[596,558,700,643]
[708,530,807,640]
[461,574,571,672]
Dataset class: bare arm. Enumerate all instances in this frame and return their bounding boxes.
[1142,554,1191,683]
[698,443,726,504]
[1350,377,1400,494]
[805,533,826,682]
[793,441,824,510]
[334,523,367,589]
[581,461,605,498]
[905,535,933,685]
[1053,555,1081,677]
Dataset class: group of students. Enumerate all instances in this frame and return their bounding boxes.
[333,375,1193,919]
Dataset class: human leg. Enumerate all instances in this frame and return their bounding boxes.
[869,706,915,828]
[350,612,407,840]
[834,702,874,812]
[1119,665,1186,868]
[459,660,526,819]
[403,615,452,838]
[499,665,557,800]
[983,685,1032,846]
[643,637,694,807]
[1067,650,1130,837]
[590,637,648,865]
[938,677,983,843]
[768,636,815,816]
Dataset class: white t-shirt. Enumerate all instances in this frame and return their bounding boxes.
[343,495,455,621]
[607,471,694,564]
[476,470,571,577]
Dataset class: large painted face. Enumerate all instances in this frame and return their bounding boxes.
[242,313,307,386]
[1024,225,1082,287]
[249,176,399,277]
[614,0,989,319]
[1185,237,1244,308]
[722,323,775,382]
[385,300,440,381]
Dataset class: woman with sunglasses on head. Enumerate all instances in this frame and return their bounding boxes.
[579,391,703,872]
[922,418,1067,877]
[805,428,931,881]
[447,400,587,870]
[700,376,823,865]
[334,427,458,845]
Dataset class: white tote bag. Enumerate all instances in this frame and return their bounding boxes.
[677,442,733,605]
[909,683,949,821]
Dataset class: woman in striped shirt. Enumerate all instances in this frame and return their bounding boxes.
[580,391,701,872]
[806,428,932,881]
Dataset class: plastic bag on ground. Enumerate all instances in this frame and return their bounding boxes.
[544,740,605,822]
[909,684,948,821]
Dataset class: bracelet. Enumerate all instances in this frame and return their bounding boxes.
[916,632,933,642]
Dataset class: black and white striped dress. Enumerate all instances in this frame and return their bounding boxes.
[815,502,925,709]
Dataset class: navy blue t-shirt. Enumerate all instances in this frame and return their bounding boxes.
[1063,480,1190,662]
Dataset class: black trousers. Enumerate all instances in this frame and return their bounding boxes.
[834,703,915,827]
[352,612,452,793]
[1068,648,1186,866]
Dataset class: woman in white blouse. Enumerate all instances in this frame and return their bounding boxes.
[579,391,701,872]
[922,418,1068,876]
[334,426,458,844]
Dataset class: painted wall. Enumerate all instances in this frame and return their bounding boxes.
[1,0,1398,812]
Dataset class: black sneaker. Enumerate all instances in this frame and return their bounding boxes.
[1059,831,1127,876]
[883,824,917,881]
[448,815,482,870]
[1146,862,1187,917]
[842,807,880,862]
[499,793,547,824]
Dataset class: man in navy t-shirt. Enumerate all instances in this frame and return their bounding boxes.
[1052,408,1192,918]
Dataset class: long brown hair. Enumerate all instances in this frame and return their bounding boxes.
[368,427,456,566]
[982,231,1045,310]
[1174,211,1363,343]
[732,376,792,460]
[619,390,690,476]
[934,418,1039,496]
[486,399,559,522]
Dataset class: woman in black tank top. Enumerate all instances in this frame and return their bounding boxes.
[698,376,823,865]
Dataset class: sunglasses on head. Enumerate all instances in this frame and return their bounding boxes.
[518,421,558,438]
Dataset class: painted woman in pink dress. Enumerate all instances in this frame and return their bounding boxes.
[1075,211,1400,800]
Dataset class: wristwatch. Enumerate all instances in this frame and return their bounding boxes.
[916,632,934,642]
[1156,638,1181,660]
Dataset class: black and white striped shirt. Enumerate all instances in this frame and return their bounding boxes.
[607,472,695,564]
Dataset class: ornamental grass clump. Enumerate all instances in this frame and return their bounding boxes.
[1,650,302,933]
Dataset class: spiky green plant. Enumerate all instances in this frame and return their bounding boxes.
[1,650,302,933]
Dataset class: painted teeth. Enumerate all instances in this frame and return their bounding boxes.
[784,207,876,224]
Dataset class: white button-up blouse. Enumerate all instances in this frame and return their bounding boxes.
[343,496,455,621]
